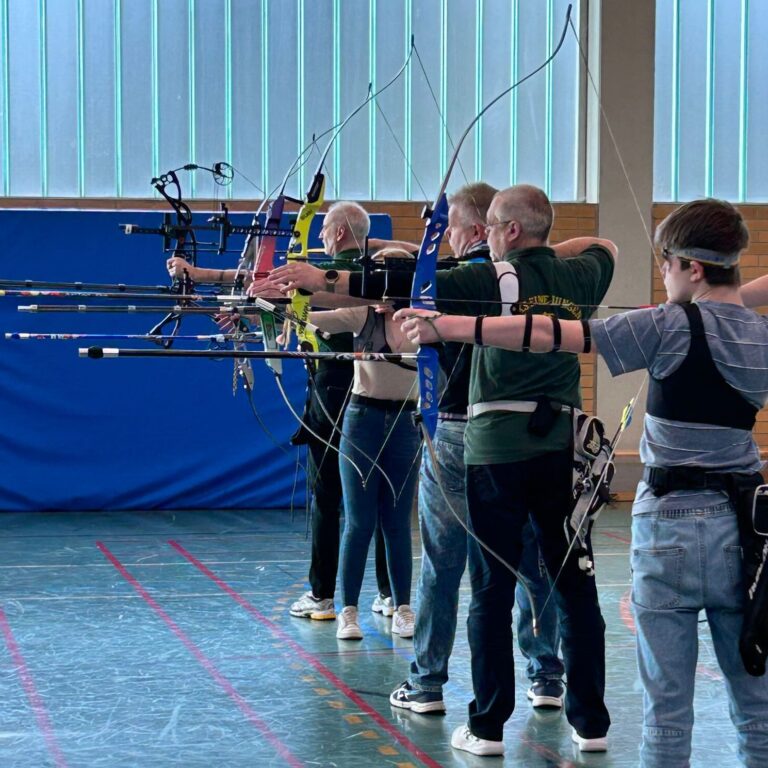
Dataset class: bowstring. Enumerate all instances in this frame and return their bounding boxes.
[534,17,668,614]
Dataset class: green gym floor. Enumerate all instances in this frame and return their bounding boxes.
[0,506,746,767]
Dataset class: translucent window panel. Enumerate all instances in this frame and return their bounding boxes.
[675,2,708,202]
[119,0,155,197]
[408,0,443,201]
[746,0,768,201]
[264,0,299,198]
[154,0,191,186]
[7,0,43,195]
[230,0,264,201]
[653,0,675,201]
[2,0,583,200]
[371,0,409,200]
[514,2,550,194]
[549,0,580,202]
[296,0,334,198]
[83,0,117,197]
[478,0,516,193]
[332,0,372,201]
[192,0,229,200]
[710,0,742,201]
[0,1,8,195]
[655,0,768,202]
[44,0,79,196]
[440,0,478,191]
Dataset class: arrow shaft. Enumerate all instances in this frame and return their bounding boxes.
[81,347,419,361]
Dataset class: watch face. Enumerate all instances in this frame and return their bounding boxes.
[325,269,340,282]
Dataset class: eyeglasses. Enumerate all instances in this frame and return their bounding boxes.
[484,219,514,232]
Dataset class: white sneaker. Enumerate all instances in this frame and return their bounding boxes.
[571,729,608,752]
[289,591,335,620]
[450,724,504,756]
[371,593,394,617]
[336,606,363,640]
[391,605,415,638]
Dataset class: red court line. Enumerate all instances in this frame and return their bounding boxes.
[169,539,445,768]
[599,531,632,545]
[619,589,636,634]
[96,542,303,768]
[0,606,69,768]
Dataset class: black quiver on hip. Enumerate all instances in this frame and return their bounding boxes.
[728,472,768,677]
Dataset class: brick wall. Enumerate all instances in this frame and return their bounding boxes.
[653,203,768,452]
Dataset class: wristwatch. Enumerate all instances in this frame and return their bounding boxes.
[324,269,340,293]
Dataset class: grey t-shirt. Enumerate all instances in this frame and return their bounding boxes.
[590,300,768,512]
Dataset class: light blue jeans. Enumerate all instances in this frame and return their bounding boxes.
[338,401,420,608]
[632,500,768,767]
[409,419,562,692]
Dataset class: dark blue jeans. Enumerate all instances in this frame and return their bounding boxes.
[409,419,562,692]
[466,449,609,742]
[338,401,421,607]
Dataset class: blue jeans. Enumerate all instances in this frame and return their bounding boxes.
[338,401,420,607]
[632,500,768,768]
[409,419,562,693]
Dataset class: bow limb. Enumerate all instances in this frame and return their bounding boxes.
[405,4,576,629]
[148,170,197,347]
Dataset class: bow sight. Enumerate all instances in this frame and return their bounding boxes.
[119,163,294,262]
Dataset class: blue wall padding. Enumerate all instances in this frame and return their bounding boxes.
[0,209,391,511]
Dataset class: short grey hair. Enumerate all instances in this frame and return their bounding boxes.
[493,184,553,241]
[325,201,370,243]
[448,182,498,227]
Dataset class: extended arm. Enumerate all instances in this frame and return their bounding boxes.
[741,274,768,309]
[551,237,618,262]
[394,308,592,354]
[167,257,245,284]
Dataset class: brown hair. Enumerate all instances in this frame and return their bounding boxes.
[655,199,748,286]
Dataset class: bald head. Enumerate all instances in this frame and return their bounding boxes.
[492,185,553,243]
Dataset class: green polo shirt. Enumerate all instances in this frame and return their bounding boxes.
[434,245,614,465]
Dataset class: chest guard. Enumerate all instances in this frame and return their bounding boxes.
[354,308,415,371]
[354,307,389,354]
[646,302,757,430]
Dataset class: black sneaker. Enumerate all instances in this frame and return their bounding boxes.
[527,680,565,709]
[389,681,446,714]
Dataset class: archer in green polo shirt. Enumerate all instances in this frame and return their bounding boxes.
[432,242,613,465]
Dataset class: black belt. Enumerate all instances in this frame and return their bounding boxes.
[350,394,417,412]
[643,465,731,497]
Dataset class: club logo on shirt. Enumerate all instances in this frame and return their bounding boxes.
[516,294,583,319]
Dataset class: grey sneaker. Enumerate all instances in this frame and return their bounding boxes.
[336,606,363,640]
[389,681,445,713]
[527,680,564,708]
[371,593,394,617]
[450,724,504,756]
[289,591,335,620]
[391,605,415,637]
